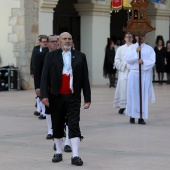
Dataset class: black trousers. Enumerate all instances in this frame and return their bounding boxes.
[49,94,81,139]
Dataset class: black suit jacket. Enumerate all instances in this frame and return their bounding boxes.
[34,47,49,90]
[40,48,91,103]
[30,45,41,75]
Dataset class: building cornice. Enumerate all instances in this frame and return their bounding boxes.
[39,0,59,13]
[74,3,110,16]
[148,8,170,20]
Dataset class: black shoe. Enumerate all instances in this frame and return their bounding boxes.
[71,156,83,166]
[52,154,62,163]
[130,117,135,124]
[38,115,46,119]
[138,119,146,125]
[64,145,72,152]
[118,108,125,114]
[53,143,56,151]
[46,134,53,139]
[34,111,40,116]
[109,84,115,88]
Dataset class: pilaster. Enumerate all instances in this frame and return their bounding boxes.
[39,0,59,12]
[75,1,110,85]
[75,0,110,16]
[39,0,59,35]
[146,3,170,47]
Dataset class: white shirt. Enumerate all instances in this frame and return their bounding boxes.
[62,50,74,92]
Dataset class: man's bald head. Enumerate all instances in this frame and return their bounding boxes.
[59,32,73,51]
[59,32,72,40]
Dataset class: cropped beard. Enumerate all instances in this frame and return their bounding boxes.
[63,44,71,51]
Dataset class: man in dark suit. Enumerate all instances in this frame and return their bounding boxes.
[30,35,48,116]
[30,35,48,77]
[41,32,91,166]
[34,35,72,153]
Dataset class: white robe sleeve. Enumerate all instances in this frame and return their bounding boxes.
[115,47,126,72]
[124,45,138,65]
[142,47,155,71]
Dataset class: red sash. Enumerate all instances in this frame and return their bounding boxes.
[59,74,72,94]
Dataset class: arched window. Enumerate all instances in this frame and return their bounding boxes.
[140,10,145,19]
[134,10,138,19]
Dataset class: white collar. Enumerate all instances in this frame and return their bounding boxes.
[62,50,71,55]
[136,42,145,47]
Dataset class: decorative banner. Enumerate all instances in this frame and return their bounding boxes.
[123,0,132,10]
[150,0,166,4]
[111,0,123,11]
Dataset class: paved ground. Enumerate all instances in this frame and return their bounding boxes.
[0,83,170,170]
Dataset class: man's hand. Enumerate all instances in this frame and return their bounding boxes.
[136,46,141,52]
[41,98,49,107]
[30,74,34,78]
[35,89,40,97]
[84,102,90,109]
[138,59,143,64]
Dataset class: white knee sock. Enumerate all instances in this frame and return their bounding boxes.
[46,114,52,135]
[36,98,41,112]
[40,101,46,116]
[54,138,63,154]
[64,125,71,146]
[71,137,80,157]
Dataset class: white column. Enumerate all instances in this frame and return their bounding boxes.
[39,11,53,35]
[146,3,170,81]
[75,2,110,85]
[39,0,59,35]
[146,3,170,47]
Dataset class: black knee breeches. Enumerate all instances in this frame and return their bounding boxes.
[49,94,81,139]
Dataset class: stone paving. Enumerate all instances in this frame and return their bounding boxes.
[0,83,170,170]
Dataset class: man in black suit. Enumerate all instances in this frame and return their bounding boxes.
[35,35,72,151]
[34,35,58,137]
[30,35,48,116]
[41,32,91,166]
[30,35,48,77]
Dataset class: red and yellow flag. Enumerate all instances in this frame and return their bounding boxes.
[111,0,122,11]
[123,0,132,10]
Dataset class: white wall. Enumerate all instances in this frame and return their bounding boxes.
[39,12,53,35]
[80,16,93,83]
[81,15,110,85]
[146,18,170,47]
[146,17,169,81]
[0,0,20,67]
[92,16,110,85]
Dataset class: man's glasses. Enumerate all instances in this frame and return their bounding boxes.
[49,41,58,43]
[41,41,47,43]
[126,36,132,38]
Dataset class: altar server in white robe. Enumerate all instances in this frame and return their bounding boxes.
[124,35,155,125]
[114,33,133,114]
